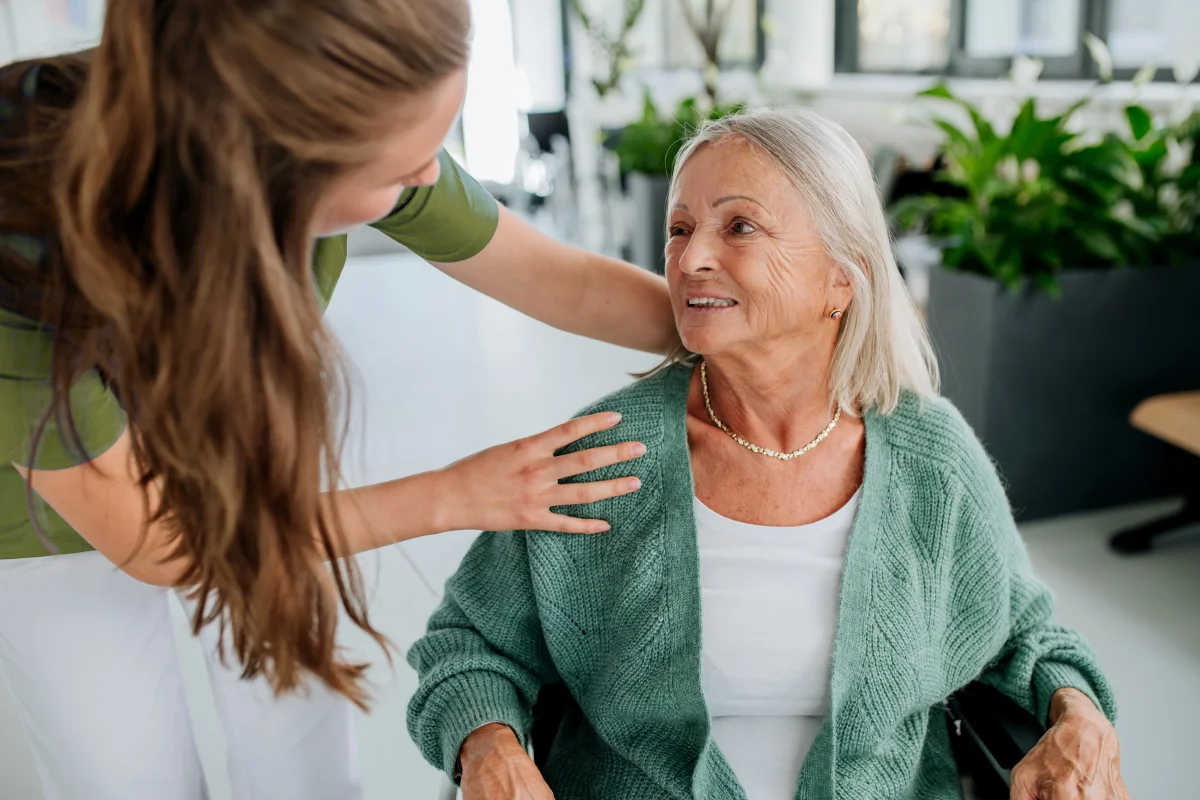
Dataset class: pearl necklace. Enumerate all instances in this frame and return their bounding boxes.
[700,360,841,461]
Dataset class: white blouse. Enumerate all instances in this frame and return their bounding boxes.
[696,489,860,800]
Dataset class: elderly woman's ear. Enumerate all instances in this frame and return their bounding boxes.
[824,264,854,321]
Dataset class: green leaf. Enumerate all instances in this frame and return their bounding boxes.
[711,100,746,120]
[1010,98,1037,139]
[966,106,997,145]
[918,83,955,100]
[1178,162,1200,190]
[918,82,995,143]
[641,91,658,122]
[1010,116,1070,161]
[609,94,746,177]
[1132,138,1169,172]
[1075,226,1122,261]
[1034,272,1062,297]
[934,118,972,153]
[622,0,646,32]
[1131,61,1158,88]
[1116,214,1160,241]
[1125,105,1153,140]
[1061,95,1092,122]
[568,0,592,29]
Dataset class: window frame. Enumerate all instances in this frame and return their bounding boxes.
[559,0,768,96]
[834,0,1187,82]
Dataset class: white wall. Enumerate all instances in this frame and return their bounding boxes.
[462,0,522,184]
[512,0,566,111]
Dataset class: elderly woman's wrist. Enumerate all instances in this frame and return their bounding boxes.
[459,722,520,771]
[1048,687,1101,726]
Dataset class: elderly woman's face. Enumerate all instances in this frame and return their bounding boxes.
[666,137,846,356]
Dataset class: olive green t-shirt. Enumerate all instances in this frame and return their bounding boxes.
[0,148,498,559]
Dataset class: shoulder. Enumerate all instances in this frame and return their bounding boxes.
[0,306,53,380]
[0,311,126,468]
[556,364,686,457]
[873,391,980,460]
[539,363,690,511]
[871,391,1010,516]
[368,149,499,263]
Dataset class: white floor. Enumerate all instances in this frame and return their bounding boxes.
[1,251,1197,799]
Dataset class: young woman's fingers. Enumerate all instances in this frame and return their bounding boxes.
[553,476,642,508]
[537,412,622,451]
[551,441,646,480]
[538,513,612,535]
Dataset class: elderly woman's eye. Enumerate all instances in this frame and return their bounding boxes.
[669,225,690,237]
[730,220,757,235]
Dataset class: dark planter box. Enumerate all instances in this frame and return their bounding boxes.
[927,264,1200,521]
[628,172,670,274]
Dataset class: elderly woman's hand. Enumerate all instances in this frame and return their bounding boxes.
[1010,688,1129,799]
[459,723,555,800]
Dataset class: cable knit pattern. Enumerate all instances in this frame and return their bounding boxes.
[407,363,1115,800]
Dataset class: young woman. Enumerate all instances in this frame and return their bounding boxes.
[0,1,671,797]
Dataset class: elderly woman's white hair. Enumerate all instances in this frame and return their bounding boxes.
[666,107,939,415]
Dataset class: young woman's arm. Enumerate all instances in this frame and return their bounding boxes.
[430,206,680,355]
[17,413,645,587]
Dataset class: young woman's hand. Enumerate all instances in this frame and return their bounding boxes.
[434,412,645,534]
[1010,688,1129,800]
[459,723,554,800]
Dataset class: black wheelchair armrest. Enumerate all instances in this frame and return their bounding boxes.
[945,683,1047,799]
[530,684,573,770]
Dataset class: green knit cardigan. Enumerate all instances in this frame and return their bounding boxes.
[407,363,1115,800]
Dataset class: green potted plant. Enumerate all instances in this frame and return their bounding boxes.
[894,81,1200,520]
[574,0,756,273]
[569,0,647,98]
[607,94,744,272]
[673,0,743,105]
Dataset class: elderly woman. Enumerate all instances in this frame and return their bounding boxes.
[407,109,1128,800]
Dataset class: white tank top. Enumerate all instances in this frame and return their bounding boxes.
[696,488,860,800]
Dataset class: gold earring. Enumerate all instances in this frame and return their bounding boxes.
[830,309,843,321]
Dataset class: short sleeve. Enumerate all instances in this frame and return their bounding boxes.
[0,66,128,474]
[369,149,500,263]
[0,309,126,471]
[311,235,348,309]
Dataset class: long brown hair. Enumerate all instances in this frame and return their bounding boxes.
[0,0,470,708]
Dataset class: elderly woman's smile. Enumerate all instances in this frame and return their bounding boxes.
[685,296,738,309]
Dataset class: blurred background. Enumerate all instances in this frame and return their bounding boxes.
[1,1,1198,798]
